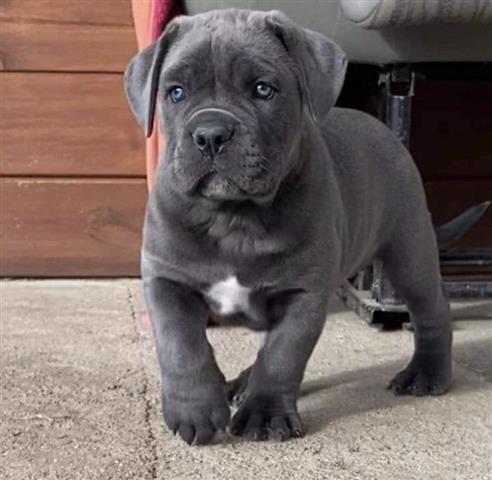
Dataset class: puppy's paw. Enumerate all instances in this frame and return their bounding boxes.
[225,366,251,408]
[388,359,451,396]
[163,392,230,445]
[162,367,230,445]
[230,393,304,442]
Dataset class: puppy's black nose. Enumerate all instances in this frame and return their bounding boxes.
[192,124,233,156]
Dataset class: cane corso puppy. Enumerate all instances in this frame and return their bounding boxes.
[124,9,459,445]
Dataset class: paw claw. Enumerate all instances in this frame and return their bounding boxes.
[230,393,303,442]
[293,428,305,438]
[178,424,195,445]
[251,429,268,441]
[389,361,451,397]
[163,387,230,445]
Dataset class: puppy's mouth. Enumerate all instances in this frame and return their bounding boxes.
[197,172,275,206]
[198,172,249,200]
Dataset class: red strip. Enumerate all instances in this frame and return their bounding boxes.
[152,0,182,40]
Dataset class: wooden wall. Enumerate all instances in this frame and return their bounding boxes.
[1,0,147,277]
[1,1,490,277]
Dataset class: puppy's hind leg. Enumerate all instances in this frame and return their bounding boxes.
[383,214,452,396]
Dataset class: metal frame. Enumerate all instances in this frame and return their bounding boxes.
[340,273,492,328]
[341,65,492,327]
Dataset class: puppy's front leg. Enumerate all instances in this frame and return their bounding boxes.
[231,291,328,441]
[144,277,230,445]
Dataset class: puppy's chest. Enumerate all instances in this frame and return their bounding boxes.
[204,276,268,330]
[206,276,250,315]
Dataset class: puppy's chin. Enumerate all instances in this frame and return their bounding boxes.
[199,173,246,200]
[199,173,276,206]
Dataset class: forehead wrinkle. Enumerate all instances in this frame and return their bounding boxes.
[163,61,194,81]
[213,23,292,75]
[240,55,282,77]
[211,40,285,86]
[163,33,213,83]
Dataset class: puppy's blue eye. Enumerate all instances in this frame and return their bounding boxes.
[169,86,186,103]
[254,82,275,100]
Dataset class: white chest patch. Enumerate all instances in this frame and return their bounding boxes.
[206,276,251,315]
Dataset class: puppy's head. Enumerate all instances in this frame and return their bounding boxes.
[125,9,346,204]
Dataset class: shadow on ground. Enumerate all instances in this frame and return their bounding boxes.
[298,337,492,434]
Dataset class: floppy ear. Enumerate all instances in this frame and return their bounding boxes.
[265,11,347,123]
[124,20,180,137]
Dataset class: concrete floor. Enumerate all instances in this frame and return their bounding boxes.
[1,280,491,480]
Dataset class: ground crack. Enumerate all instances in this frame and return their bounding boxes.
[126,286,158,480]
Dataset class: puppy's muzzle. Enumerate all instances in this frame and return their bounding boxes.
[192,124,233,157]
[188,109,237,158]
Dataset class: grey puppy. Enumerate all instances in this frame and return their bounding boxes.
[124,9,473,445]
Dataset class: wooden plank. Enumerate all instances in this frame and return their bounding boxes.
[424,180,492,249]
[0,73,146,176]
[0,178,147,277]
[0,0,135,25]
[0,177,489,277]
[0,0,137,72]
[411,81,492,179]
